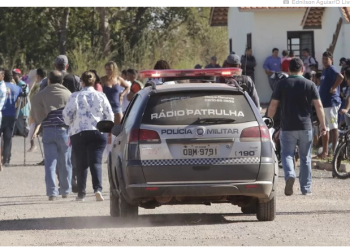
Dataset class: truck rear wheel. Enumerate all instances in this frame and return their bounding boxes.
[119,193,139,219]
[110,187,120,217]
[256,196,276,221]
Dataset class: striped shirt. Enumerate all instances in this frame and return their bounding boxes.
[41,108,68,128]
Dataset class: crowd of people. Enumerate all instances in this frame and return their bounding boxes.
[0,47,349,200]
[202,48,350,196]
[0,55,150,201]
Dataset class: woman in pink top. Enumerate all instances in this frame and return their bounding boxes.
[89,70,103,92]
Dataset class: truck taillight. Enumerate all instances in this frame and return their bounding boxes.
[129,129,161,144]
[240,126,270,142]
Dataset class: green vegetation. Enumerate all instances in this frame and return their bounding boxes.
[0,7,228,75]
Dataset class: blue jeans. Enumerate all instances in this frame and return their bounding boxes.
[280,130,313,194]
[42,126,72,196]
[70,130,107,198]
[1,116,16,163]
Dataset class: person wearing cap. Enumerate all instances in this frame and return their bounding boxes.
[241,47,257,82]
[194,64,202,69]
[12,68,30,138]
[224,53,260,108]
[318,51,344,158]
[267,58,326,196]
[205,56,221,69]
[302,48,317,74]
[263,48,281,91]
[39,55,81,92]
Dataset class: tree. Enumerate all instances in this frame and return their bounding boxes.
[0,7,228,74]
[59,8,70,55]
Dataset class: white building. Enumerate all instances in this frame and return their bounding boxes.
[209,7,350,103]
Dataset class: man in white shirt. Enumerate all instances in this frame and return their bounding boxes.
[302,48,317,74]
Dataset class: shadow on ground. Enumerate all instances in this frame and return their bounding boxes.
[1,209,350,231]
[0,213,256,231]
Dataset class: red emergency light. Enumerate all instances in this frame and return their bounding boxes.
[140,68,242,79]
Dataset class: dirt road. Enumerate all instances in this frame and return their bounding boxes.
[1,137,350,246]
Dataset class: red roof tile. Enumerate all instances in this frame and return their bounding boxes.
[209,7,229,27]
[239,7,304,10]
[301,7,325,28]
[341,7,350,22]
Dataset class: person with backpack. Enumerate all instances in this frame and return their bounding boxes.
[302,48,318,74]
[223,53,260,109]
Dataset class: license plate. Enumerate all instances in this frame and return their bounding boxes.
[182,144,219,158]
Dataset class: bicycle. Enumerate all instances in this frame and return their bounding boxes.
[332,113,350,179]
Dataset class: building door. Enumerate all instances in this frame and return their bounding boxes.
[287,31,314,59]
[247,33,252,49]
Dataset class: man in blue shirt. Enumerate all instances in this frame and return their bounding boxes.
[318,51,344,158]
[12,69,29,137]
[263,48,281,91]
[1,70,22,166]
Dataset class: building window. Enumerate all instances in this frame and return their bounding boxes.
[287,31,314,59]
[247,33,252,49]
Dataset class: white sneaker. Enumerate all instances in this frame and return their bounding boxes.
[95,191,104,201]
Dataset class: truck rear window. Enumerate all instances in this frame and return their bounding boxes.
[142,92,256,125]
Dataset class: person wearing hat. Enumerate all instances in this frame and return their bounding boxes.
[224,53,260,108]
[39,55,81,93]
[205,56,221,69]
[267,57,326,196]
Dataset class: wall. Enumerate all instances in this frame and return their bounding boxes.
[322,7,349,72]
[227,8,254,61]
[252,9,314,103]
[227,8,347,103]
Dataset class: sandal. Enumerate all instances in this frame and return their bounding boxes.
[316,153,328,160]
[28,146,37,152]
